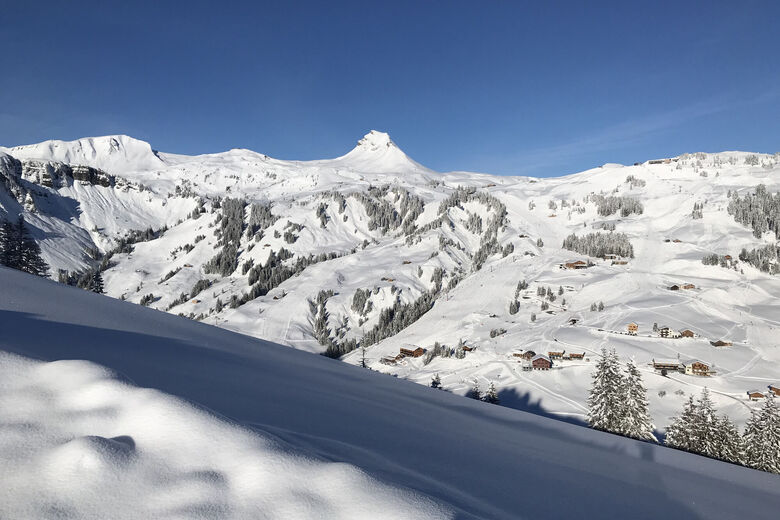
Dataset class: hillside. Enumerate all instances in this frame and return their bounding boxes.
[1,132,779,434]
[2,266,780,519]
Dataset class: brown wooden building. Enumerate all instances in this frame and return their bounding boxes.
[627,322,638,335]
[747,390,765,401]
[569,352,585,360]
[548,350,565,360]
[710,340,732,347]
[532,354,553,370]
[400,346,425,358]
[768,384,780,397]
[680,329,695,338]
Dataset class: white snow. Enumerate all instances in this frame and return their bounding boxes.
[2,266,780,519]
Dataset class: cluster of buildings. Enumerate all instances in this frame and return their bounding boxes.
[652,358,715,377]
[512,349,586,371]
[626,323,696,338]
[669,283,696,291]
[747,385,780,401]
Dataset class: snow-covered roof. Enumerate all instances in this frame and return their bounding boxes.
[653,358,680,365]
[747,390,764,394]
[532,354,551,362]
[683,359,709,366]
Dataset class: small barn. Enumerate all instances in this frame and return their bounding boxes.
[669,285,680,291]
[569,352,585,360]
[682,283,696,290]
[627,322,638,335]
[680,329,695,338]
[531,354,553,370]
[768,384,780,397]
[747,390,765,401]
[710,340,732,347]
[653,359,681,372]
[548,350,565,360]
[564,260,589,270]
[522,350,536,360]
[400,346,425,358]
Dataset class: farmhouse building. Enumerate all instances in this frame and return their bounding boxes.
[710,340,732,347]
[547,350,565,360]
[627,322,638,335]
[569,352,585,360]
[400,346,425,358]
[680,329,695,338]
[669,285,680,291]
[682,283,696,290]
[768,384,780,397]
[531,354,553,370]
[564,260,589,270]
[747,390,765,401]
[683,360,713,377]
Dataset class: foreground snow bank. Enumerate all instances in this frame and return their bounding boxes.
[2,267,780,519]
[0,352,450,520]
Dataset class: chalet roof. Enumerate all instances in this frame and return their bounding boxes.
[748,390,764,395]
[683,359,710,367]
[532,354,551,362]
[653,358,680,365]
[769,384,780,389]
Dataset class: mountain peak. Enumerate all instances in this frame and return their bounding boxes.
[355,130,396,152]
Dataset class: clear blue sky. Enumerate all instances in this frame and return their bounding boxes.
[2,1,778,176]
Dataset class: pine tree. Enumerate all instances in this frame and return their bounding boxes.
[466,381,482,400]
[482,382,499,404]
[598,301,605,311]
[622,360,656,441]
[587,348,625,434]
[666,395,698,452]
[90,270,104,293]
[430,373,442,389]
[692,388,720,458]
[1,215,48,276]
[715,414,744,465]
[359,346,368,368]
[744,394,780,474]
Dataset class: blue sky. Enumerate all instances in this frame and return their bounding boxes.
[2,1,778,176]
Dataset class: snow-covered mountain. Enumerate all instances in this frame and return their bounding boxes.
[1,131,779,434]
[3,266,780,519]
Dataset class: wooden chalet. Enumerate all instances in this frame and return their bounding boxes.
[627,322,638,335]
[680,329,695,338]
[747,390,765,401]
[462,345,475,352]
[653,358,681,372]
[612,260,629,265]
[710,340,732,347]
[564,260,589,270]
[768,384,780,397]
[682,283,696,290]
[399,346,425,358]
[531,354,553,370]
[669,285,680,291]
[521,350,536,360]
[568,352,585,360]
[547,350,565,360]
[672,239,682,243]
[684,360,714,377]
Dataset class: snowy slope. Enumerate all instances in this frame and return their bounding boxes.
[2,266,780,519]
[2,132,779,435]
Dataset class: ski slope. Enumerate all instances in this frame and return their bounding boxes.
[2,266,780,519]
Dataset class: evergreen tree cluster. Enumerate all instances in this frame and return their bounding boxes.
[0,215,49,277]
[727,185,780,239]
[691,201,704,219]
[204,198,247,276]
[587,349,656,441]
[562,232,635,258]
[624,175,647,188]
[738,244,780,275]
[246,202,277,238]
[351,288,374,316]
[665,389,743,464]
[591,194,644,217]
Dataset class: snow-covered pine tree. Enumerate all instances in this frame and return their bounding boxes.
[715,414,744,465]
[430,373,442,389]
[744,394,780,474]
[483,382,499,404]
[587,348,625,434]
[692,388,720,458]
[466,381,482,400]
[665,395,697,452]
[622,360,656,441]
